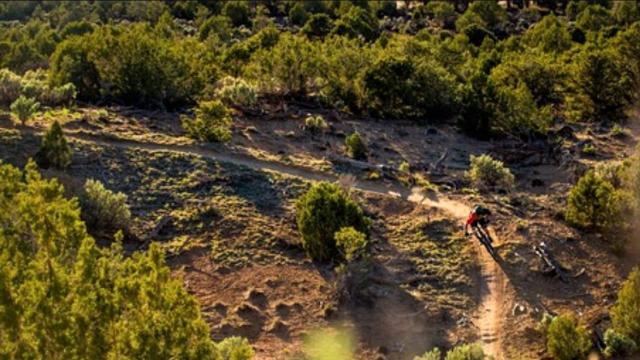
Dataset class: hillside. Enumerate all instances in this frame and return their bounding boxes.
[2,1,640,360]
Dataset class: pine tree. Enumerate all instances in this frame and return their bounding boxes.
[36,120,72,169]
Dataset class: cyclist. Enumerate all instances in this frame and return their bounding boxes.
[464,204,492,240]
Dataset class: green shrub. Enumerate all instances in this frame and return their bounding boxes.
[296,182,370,262]
[546,314,592,360]
[424,1,456,28]
[222,1,251,27]
[565,171,620,231]
[22,69,76,106]
[217,77,257,108]
[334,227,368,262]
[35,120,72,169]
[522,14,573,53]
[413,348,442,360]
[331,6,379,42]
[289,3,308,26]
[603,328,638,358]
[199,15,234,42]
[345,132,367,160]
[10,95,39,125]
[182,100,232,143]
[360,56,457,120]
[566,47,634,122]
[576,4,614,32]
[444,343,486,360]
[611,268,640,344]
[0,68,22,105]
[217,337,254,360]
[80,179,131,234]
[304,115,328,134]
[0,161,220,359]
[48,36,101,101]
[247,33,318,96]
[613,1,640,26]
[465,154,514,191]
[302,13,333,38]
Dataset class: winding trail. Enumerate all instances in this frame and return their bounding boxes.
[19,128,507,357]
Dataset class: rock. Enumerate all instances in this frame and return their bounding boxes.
[426,127,438,135]
[513,303,527,316]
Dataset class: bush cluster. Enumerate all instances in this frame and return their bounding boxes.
[182,100,232,143]
[0,0,631,137]
[296,182,370,262]
[611,268,640,345]
[0,161,254,359]
[1,68,75,108]
[80,179,131,235]
[544,314,592,360]
[304,114,328,134]
[217,76,258,108]
[565,170,623,232]
[414,343,487,360]
[465,154,515,191]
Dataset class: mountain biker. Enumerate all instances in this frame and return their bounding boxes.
[464,204,492,239]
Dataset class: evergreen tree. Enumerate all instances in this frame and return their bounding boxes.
[36,120,72,169]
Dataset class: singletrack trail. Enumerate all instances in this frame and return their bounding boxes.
[19,128,507,357]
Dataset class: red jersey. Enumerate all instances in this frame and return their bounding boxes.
[466,212,479,226]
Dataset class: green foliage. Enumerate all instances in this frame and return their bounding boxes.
[456,1,507,31]
[444,343,486,360]
[345,132,367,160]
[50,24,210,108]
[217,77,258,108]
[415,343,487,360]
[424,1,457,28]
[414,348,442,360]
[199,15,234,42]
[289,3,308,26]
[248,33,318,96]
[576,4,614,32]
[522,14,573,53]
[566,47,634,122]
[10,95,39,125]
[60,20,94,39]
[302,13,333,38]
[565,170,622,231]
[49,36,101,101]
[331,6,379,42]
[334,227,368,262]
[304,114,328,134]
[217,337,254,360]
[360,56,457,120]
[603,328,638,358]
[296,182,370,262]
[222,1,251,27]
[466,154,515,191]
[546,314,592,360]
[612,1,640,26]
[0,161,220,359]
[0,68,23,105]
[182,100,232,143]
[36,120,72,169]
[490,52,565,106]
[611,268,640,344]
[80,179,131,234]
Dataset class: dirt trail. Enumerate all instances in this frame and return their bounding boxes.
[25,129,506,357]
